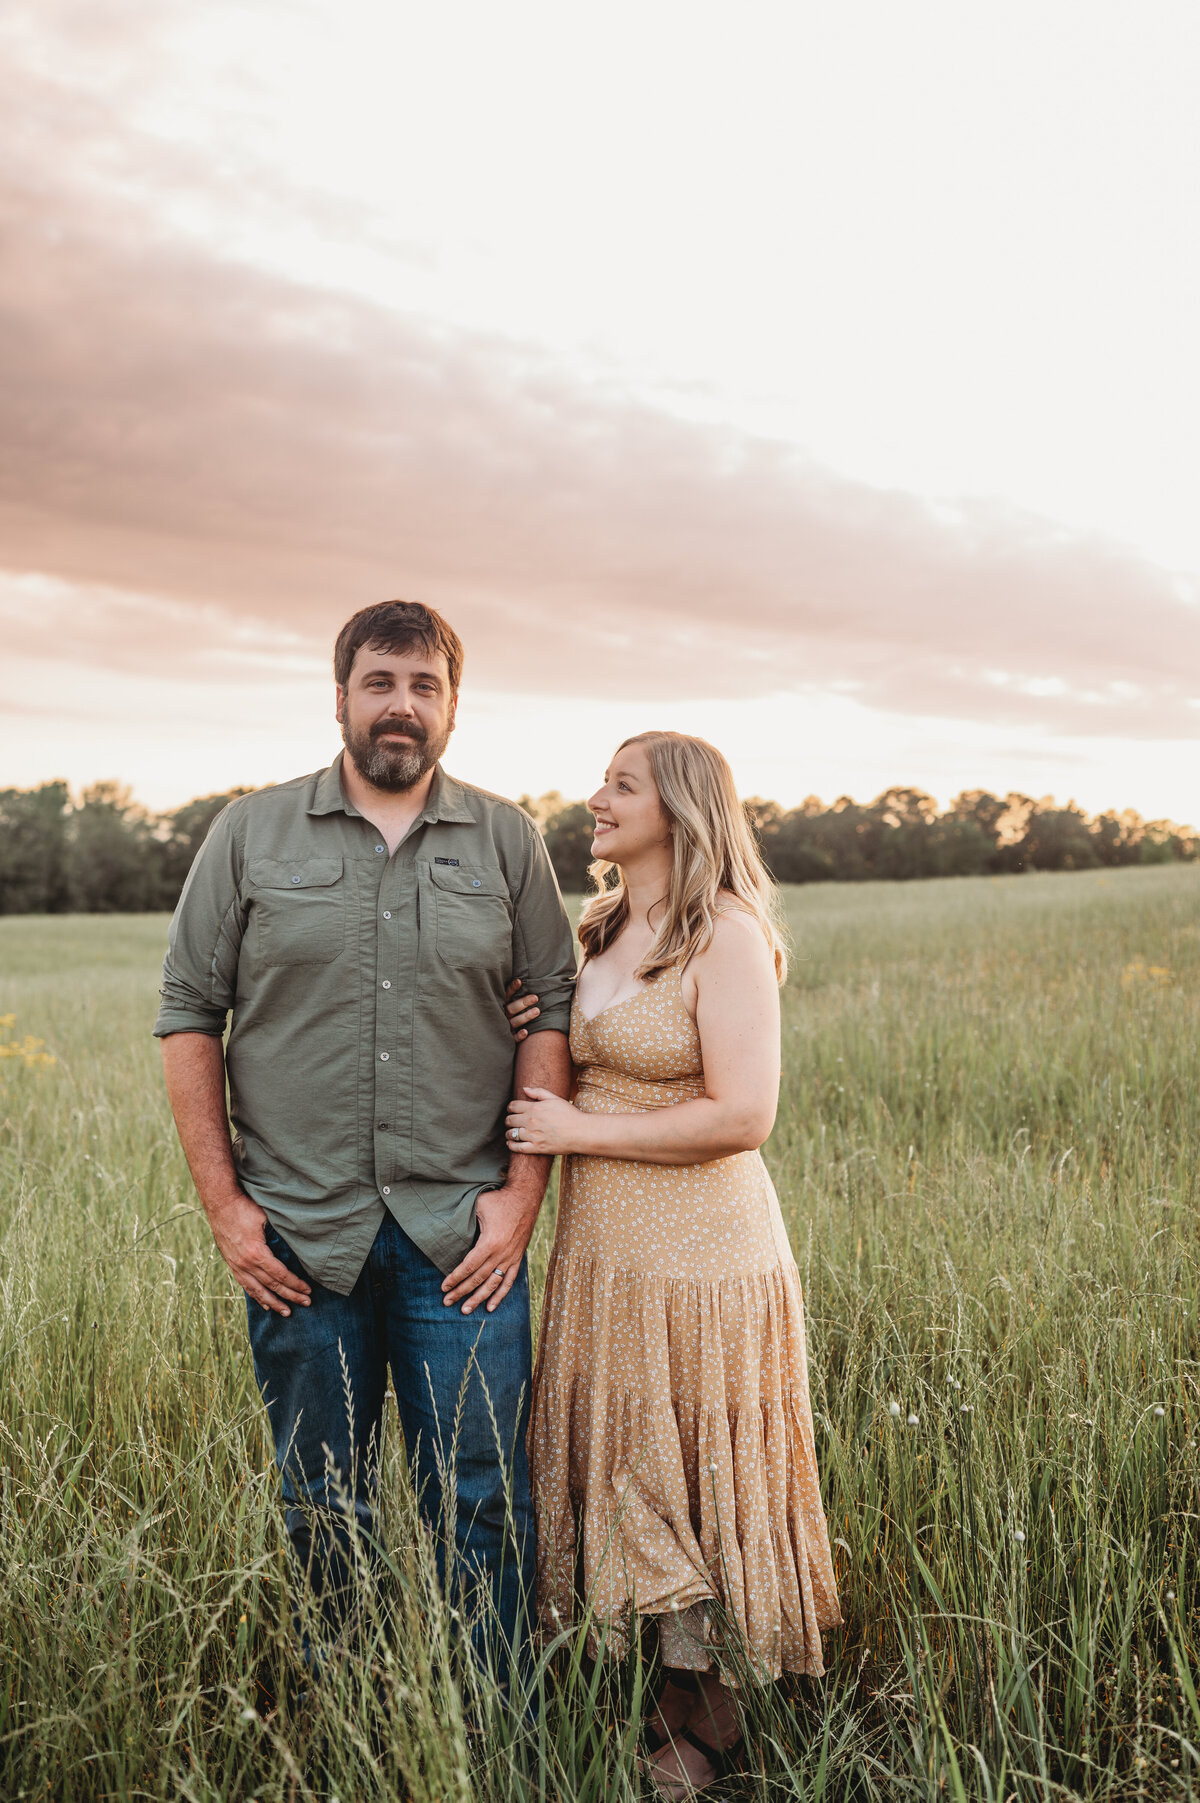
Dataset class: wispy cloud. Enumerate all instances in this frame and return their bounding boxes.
[2,6,1199,739]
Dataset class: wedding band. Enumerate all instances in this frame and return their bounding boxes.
[493,1267,505,1278]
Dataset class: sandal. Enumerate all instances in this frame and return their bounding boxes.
[643,1724,743,1798]
[642,1673,699,1753]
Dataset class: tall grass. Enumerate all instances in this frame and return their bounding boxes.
[0,864,1196,1799]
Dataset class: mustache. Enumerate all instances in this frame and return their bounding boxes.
[369,718,427,745]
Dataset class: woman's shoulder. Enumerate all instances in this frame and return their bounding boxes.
[710,892,762,939]
[690,896,774,975]
[713,888,755,918]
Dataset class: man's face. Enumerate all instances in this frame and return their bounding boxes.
[336,643,457,792]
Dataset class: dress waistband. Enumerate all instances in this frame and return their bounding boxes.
[574,1068,707,1111]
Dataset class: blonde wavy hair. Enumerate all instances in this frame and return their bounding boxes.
[577,731,788,985]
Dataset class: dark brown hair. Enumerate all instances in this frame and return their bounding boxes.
[333,600,464,693]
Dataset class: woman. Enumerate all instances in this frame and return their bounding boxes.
[505,731,840,1797]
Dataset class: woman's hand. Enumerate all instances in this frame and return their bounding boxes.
[506,1086,582,1155]
[504,978,541,1043]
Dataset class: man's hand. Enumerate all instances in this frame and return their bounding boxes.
[441,1182,542,1316]
[440,1026,571,1316]
[210,1189,312,1316]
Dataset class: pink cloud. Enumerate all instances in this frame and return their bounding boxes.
[2,17,1199,737]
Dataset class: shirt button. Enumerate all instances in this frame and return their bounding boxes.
[381,980,391,989]
[379,1051,390,1061]
[382,910,391,920]
[377,1121,389,1130]
[472,878,482,887]
[291,875,302,884]
[375,844,385,853]
[381,1185,391,1196]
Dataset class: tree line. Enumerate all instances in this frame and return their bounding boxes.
[518,785,1199,888]
[0,778,1195,915]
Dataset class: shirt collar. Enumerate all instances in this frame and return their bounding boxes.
[308,752,357,816]
[421,765,476,824]
[307,753,475,825]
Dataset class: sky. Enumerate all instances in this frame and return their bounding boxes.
[2,1,1200,819]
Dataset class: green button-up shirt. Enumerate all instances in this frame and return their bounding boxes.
[153,756,577,1293]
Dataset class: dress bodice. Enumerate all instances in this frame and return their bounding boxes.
[570,964,706,1113]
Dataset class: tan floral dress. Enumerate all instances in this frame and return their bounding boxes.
[527,963,841,1679]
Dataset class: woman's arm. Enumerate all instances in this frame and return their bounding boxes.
[505,913,780,1165]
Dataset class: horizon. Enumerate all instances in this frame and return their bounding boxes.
[10,754,1197,836]
[2,5,1199,821]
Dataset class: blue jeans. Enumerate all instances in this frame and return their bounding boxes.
[245,1213,535,1671]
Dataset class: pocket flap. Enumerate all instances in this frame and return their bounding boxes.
[249,855,344,890]
[427,861,507,898]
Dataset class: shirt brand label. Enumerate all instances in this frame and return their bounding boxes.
[434,857,460,866]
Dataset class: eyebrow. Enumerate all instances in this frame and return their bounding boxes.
[359,665,443,684]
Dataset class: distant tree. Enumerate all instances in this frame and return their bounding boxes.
[0,775,1193,912]
[0,782,70,913]
[1015,802,1099,872]
[947,790,1009,846]
[1140,819,1200,864]
[159,789,255,900]
[864,787,940,879]
[543,800,597,892]
[811,797,872,882]
[749,797,836,884]
[516,791,570,830]
[1089,809,1145,868]
[520,792,597,891]
[66,783,162,912]
[923,816,992,877]
[986,794,1039,873]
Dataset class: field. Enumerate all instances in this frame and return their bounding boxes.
[1,864,1197,1801]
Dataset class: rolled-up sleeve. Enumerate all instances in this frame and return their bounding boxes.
[510,824,577,1035]
[153,806,246,1038]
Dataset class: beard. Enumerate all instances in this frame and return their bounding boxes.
[341,713,451,792]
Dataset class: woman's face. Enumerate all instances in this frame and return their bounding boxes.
[587,742,673,866]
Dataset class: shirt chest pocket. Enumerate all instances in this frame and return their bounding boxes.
[248,856,346,967]
[428,862,512,972]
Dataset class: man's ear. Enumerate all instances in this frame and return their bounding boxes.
[447,695,458,734]
[334,683,346,724]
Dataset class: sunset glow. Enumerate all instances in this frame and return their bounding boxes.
[2,2,1199,816]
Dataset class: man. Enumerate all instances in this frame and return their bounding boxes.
[155,600,575,1666]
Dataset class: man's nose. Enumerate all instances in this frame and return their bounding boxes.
[384,693,416,716]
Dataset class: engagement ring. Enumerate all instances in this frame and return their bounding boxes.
[511,1126,521,1140]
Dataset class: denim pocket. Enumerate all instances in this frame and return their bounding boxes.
[263,1221,295,1263]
